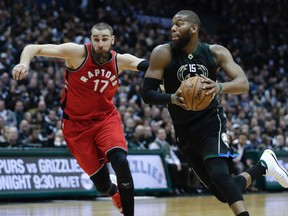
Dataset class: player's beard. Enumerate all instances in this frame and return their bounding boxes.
[171,30,190,51]
[92,47,111,64]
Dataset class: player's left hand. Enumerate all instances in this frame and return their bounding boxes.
[200,74,221,101]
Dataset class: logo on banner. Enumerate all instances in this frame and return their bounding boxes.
[80,173,94,190]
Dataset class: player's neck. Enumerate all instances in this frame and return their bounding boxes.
[183,38,198,54]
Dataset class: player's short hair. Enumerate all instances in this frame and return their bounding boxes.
[91,22,113,35]
[176,10,201,29]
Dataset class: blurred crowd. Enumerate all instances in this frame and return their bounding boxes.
[0,0,287,193]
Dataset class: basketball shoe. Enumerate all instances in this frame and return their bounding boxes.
[109,174,123,214]
[260,149,288,188]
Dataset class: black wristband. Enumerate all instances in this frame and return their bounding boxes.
[137,60,149,71]
[141,77,172,105]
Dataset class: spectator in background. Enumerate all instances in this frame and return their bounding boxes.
[0,116,5,136]
[0,72,11,101]
[273,134,286,151]
[232,123,242,137]
[249,128,262,148]
[36,100,48,120]
[283,137,288,152]
[44,79,61,109]
[0,99,17,127]
[0,116,9,148]
[6,126,21,148]
[128,125,147,150]
[124,117,136,143]
[14,100,25,126]
[0,125,10,147]
[54,129,66,147]
[27,76,41,109]
[28,125,43,146]
[18,119,30,146]
[42,109,58,147]
[0,53,9,74]
[149,128,183,195]
[232,133,254,175]
[258,133,273,151]
[143,125,154,147]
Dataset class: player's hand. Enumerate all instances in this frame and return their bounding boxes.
[171,88,189,110]
[200,74,220,101]
[12,63,29,80]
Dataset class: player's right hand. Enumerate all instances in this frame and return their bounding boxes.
[171,88,189,110]
[12,63,29,80]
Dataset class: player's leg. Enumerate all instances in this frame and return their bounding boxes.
[89,164,118,195]
[187,154,249,214]
[90,165,122,213]
[107,150,134,216]
[97,111,134,215]
[63,118,126,214]
[235,149,288,191]
[205,157,249,216]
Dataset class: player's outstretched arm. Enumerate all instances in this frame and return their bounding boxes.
[117,53,148,73]
[12,43,85,80]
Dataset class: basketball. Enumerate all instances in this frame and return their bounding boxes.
[179,76,212,111]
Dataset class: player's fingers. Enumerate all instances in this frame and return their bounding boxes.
[23,70,29,78]
[199,74,208,79]
[182,104,189,110]
[205,85,218,96]
[175,89,182,96]
[13,69,21,80]
[12,64,28,80]
[20,67,28,79]
[210,93,216,102]
[11,68,17,79]
[19,70,28,80]
[178,96,184,102]
[12,65,21,80]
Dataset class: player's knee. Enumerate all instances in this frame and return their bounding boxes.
[108,150,129,173]
[209,171,229,186]
[108,151,134,189]
[90,173,111,193]
[209,184,227,203]
[214,193,227,203]
[90,167,111,193]
[210,173,244,205]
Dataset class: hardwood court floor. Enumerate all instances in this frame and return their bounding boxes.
[0,192,287,216]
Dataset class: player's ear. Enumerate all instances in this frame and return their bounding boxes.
[191,24,198,32]
[111,35,115,45]
[191,24,198,33]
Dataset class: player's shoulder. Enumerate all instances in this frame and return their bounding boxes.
[209,44,230,55]
[154,43,171,52]
[208,44,234,65]
[63,42,86,49]
[151,43,172,58]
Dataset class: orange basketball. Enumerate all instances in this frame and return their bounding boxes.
[179,76,212,111]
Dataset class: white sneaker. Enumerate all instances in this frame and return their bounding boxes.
[260,149,288,188]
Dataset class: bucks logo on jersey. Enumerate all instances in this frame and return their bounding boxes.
[176,63,209,81]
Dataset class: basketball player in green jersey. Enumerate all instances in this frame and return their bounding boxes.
[141,10,288,216]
